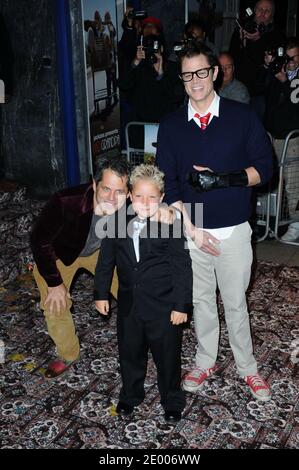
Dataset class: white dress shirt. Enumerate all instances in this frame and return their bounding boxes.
[187,92,236,240]
[188,91,220,128]
[132,219,147,262]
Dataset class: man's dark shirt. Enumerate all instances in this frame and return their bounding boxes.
[229,23,285,97]
[264,69,299,139]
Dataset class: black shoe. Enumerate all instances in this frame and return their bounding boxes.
[164,410,181,423]
[116,402,134,416]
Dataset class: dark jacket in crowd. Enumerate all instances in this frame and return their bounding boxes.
[229,23,285,97]
[118,60,177,123]
[264,69,299,139]
[118,21,139,82]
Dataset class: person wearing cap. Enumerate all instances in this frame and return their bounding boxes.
[118,13,177,148]
[118,8,146,148]
[142,16,163,36]
[118,28,172,124]
[118,12,165,77]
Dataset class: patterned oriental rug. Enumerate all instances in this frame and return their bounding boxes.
[0,261,298,449]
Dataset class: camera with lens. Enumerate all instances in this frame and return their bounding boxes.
[127,9,147,20]
[244,19,266,35]
[267,47,289,74]
[235,7,266,36]
[141,35,162,64]
[173,35,195,54]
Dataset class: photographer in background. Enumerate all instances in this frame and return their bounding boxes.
[118,31,174,125]
[118,7,145,80]
[118,11,170,148]
[264,37,299,241]
[184,19,218,56]
[118,10,165,81]
[118,14,177,150]
[118,7,146,148]
[229,0,285,118]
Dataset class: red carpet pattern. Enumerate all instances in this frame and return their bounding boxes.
[0,260,298,449]
[0,187,298,449]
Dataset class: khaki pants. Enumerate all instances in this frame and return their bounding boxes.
[33,250,118,361]
[187,222,257,377]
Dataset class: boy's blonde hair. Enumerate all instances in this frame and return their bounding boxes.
[129,164,165,193]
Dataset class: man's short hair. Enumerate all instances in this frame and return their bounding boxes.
[184,19,206,36]
[286,37,299,51]
[178,41,218,70]
[129,164,165,193]
[94,156,131,185]
[218,51,234,64]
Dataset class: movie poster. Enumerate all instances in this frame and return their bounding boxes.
[144,124,159,164]
[81,0,121,165]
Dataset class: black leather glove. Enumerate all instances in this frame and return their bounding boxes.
[188,169,248,192]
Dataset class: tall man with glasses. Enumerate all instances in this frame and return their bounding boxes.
[156,42,273,401]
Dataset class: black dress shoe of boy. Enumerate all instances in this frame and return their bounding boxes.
[164,410,181,423]
[116,402,134,416]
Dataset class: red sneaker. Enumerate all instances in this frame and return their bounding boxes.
[44,358,77,379]
[244,374,271,401]
[182,365,218,392]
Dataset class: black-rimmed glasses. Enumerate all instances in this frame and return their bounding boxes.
[179,66,213,82]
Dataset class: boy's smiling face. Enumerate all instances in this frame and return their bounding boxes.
[130,179,164,220]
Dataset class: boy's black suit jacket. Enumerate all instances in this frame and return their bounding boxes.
[94,210,193,319]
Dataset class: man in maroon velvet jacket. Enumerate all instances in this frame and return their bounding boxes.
[31,156,130,378]
[31,156,175,379]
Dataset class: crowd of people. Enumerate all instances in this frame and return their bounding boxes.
[117,0,299,240]
[29,0,298,424]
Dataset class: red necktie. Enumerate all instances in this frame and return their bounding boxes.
[194,112,211,131]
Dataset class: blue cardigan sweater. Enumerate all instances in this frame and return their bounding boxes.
[156,98,273,229]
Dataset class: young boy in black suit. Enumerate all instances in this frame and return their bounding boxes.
[94,164,192,423]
